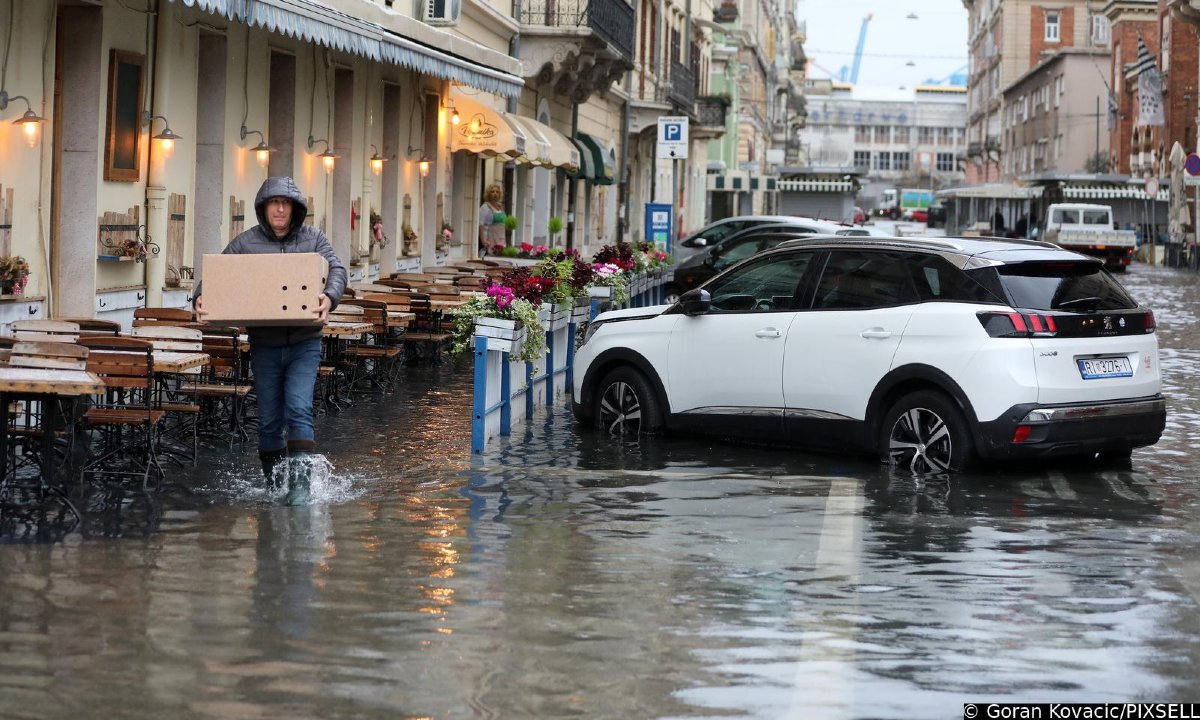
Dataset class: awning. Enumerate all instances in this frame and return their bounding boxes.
[504,115,553,167]
[538,125,580,172]
[574,133,616,185]
[174,0,523,98]
[571,138,597,179]
[778,178,855,193]
[449,93,526,160]
[1064,185,1169,201]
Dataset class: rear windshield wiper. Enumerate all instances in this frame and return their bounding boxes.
[1055,296,1103,311]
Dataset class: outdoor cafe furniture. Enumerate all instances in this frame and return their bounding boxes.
[76,336,166,491]
[0,344,102,509]
[11,319,80,343]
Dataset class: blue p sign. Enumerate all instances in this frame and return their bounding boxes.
[664,123,682,141]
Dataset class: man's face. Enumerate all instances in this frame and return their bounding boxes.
[267,197,293,236]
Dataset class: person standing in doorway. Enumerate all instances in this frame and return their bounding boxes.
[194,176,347,503]
[478,183,507,255]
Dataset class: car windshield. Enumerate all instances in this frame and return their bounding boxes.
[973,261,1138,311]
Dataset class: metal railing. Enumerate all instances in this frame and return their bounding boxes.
[519,0,635,61]
[667,61,695,111]
[696,96,728,127]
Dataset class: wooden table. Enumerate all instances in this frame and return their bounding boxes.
[151,351,210,374]
[0,367,105,494]
[323,322,374,336]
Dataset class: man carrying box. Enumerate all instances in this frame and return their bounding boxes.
[195,176,348,503]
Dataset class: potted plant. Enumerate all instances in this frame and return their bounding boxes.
[547,215,564,245]
[0,255,30,295]
[450,283,547,362]
[437,222,454,253]
[401,222,419,256]
[503,214,519,241]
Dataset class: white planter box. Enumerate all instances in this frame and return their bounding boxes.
[587,285,612,298]
[571,304,590,322]
[473,318,525,354]
[474,316,519,331]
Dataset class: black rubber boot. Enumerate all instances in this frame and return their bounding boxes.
[285,440,315,505]
[259,448,287,484]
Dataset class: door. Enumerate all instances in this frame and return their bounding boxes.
[667,251,817,435]
[784,250,919,424]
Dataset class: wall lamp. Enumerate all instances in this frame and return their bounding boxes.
[308,135,337,174]
[370,144,387,176]
[443,100,459,126]
[407,144,430,177]
[240,125,272,168]
[0,90,46,148]
[143,111,183,158]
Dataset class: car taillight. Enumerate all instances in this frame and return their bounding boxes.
[1144,309,1156,333]
[977,311,1059,338]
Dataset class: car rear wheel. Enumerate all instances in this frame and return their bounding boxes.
[594,366,663,436]
[880,391,974,473]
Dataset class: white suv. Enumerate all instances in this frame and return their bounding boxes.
[572,235,1165,472]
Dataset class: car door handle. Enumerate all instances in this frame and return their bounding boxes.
[755,328,783,339]
[861,328,892,339]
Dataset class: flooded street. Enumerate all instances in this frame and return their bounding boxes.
[2,262,1200,718]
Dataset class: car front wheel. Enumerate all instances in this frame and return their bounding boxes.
[880,391,973,473]
[594,366,663,436]
[664,284,682,305]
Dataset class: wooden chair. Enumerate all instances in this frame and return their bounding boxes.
[132,307,194,328]
[341,298,404,392]
[175,326,252,447]
[401,292,453,362]
[130,325,205,466]
[76,336,165,490]
[11,319,81,343]
[454,275,488,291]
[3,341,92,484]
[56,317,122,335]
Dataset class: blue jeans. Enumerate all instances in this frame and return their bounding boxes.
[251,339,322,452]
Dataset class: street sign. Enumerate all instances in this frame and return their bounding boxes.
[1145,176,1159,200]
[1186,153,1200,176]
[644,202,673,253]
[657,116,689,159]
[1185,174,1200,186]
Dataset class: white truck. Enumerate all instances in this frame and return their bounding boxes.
[1042,203,1138,272]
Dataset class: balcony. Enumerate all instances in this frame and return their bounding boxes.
[967,141,984,158]
[519,0,635,102]
[695,95,729,139]
[714,0,738,22]
[667,61,696,114]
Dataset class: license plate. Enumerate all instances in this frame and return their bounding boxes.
[1077,356,1133,379]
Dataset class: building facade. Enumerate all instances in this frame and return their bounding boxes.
[0,0,655,327]
[1001,48,1112,178]
[962,0,1112,183]
[797,85,968,212]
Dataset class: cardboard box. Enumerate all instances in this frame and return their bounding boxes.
[201,253,329,326]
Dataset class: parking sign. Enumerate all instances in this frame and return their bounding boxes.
[657,116,689,159]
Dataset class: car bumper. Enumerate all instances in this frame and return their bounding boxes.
[975,396,1166,458]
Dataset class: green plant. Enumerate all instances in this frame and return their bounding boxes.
[449,294,546,363]
[533,256,577,305]
[501,245,520,258]
[547,216,563,236]
[503,215,519,232]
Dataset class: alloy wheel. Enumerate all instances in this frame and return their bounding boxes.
[598,380,642,435]
[887,407,954,474]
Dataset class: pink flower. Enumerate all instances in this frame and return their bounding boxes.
[534,244,548,256]
[520,242,534,253]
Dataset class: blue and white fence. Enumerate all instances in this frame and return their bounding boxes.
[470,271,669,452]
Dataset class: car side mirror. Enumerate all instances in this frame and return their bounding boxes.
[679,288,712,316]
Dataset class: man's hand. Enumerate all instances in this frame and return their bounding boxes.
[195,295,207,317]
[315,292,331,322]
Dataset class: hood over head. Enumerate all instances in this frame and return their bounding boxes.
[254,176,309,237]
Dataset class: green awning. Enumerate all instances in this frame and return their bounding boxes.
[570,137,596,180]
[573,132,615,185]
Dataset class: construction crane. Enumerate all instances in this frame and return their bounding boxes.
[835,13,873,84]
[923,64,969,86]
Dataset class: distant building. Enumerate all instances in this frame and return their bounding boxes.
[796,84,967,211]
[1001,47,1111,179]
[962,0,1112,184]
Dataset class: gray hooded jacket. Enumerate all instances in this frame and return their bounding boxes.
[197,176,348,347]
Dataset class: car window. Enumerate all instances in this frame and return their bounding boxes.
[1082,209,1109,225]
[685,221,745,248]
[706,252,816,313]
[906,253,1001,303]
[813,251,918,310]
[975,261,1138,311]
[712,236,791,271]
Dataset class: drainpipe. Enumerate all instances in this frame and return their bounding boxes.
[567,104,578,249]
[617,60,632,243]
[508,1,521,115]
[144,0,168,308]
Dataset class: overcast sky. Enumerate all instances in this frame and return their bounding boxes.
[798,0,969,90]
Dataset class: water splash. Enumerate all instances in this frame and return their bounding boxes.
[200,454,365,505]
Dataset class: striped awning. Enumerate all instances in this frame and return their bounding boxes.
[449,92,526,159]
[778,179,855,193]
[573,133,615,185]
[1064,185,1170,201]
[504,115,553,167]
[174,0,523,98]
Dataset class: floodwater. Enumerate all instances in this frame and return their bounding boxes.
[2,263,1200,718]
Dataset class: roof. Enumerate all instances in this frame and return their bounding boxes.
[773,234,1071,257]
